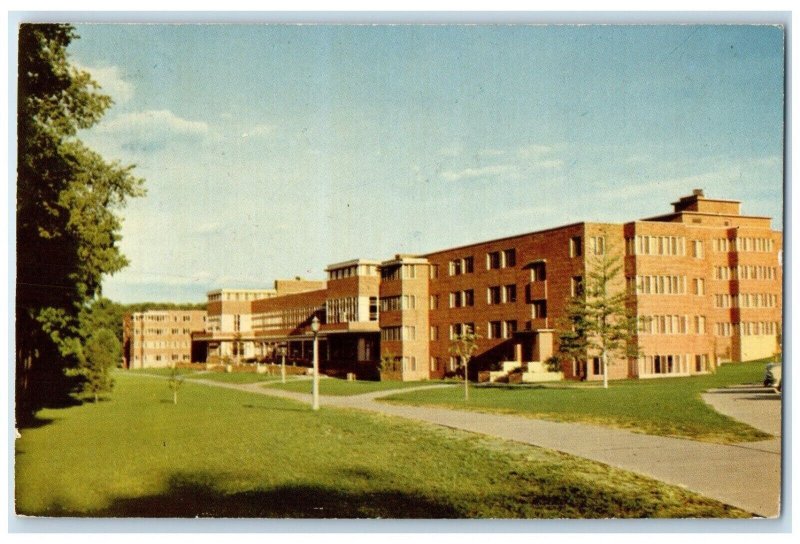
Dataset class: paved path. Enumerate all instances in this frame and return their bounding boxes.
[141,374,783,517]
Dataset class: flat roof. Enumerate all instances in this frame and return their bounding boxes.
[422,221,587,258]
[325,258,382,271]
[206,288,277,296]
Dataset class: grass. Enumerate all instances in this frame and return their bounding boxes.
[125,367,201,377]
[184,372,289,384]
[265,377,445,396]
[381,360,775,444]
[14,373,750,518]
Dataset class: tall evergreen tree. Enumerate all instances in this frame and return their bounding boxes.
[556,250,639,389]
[16,24,144,420]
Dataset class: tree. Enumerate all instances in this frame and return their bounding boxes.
[556,250,638,389]
[66,328,119,402]
[449,325,480,401]
[167,366,185,405]
[16,24,144,420]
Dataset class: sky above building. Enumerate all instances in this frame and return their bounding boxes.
[66,23,785,303]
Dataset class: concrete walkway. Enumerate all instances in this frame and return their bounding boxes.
[164,375,783,518]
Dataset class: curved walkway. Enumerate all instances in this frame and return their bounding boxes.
[165,375,782,518]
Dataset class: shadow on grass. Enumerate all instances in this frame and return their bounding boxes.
[241,403,308,413]
[31,471,464,518]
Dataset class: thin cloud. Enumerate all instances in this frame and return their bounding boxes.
[72,60,135,104]
[517,144,555,158]
[92,110,209,152]
[440,164,518,182]
[438,143,464,157]
[241,123,277,139]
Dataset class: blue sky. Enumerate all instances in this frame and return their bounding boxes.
[66,24,785,303]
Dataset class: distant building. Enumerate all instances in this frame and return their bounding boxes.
[122,309,207,369]
[190,190,782,381]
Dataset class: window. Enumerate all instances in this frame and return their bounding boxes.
[695,316,706,334]
[503,320,517,338]
[402,265,417,279]
[369,297,378,321]
[489,321,503,339]
[590,236,605,256]
[430,357,439,372]
[488,286,502,305]
[504,284,517,303]
[487,251,502,270]
[450,291,463,308]
[503,249,516,267]
[530,262,546,281]
[692,240,704,258]
[464,256,474,273]
[449,257,474,276]
[571,276,584,297]
[694,278,705,295]
[532,300,547,319]
[570,236,583,257]
[463,289,475,307]
[234,315,241,332]
[449,323,463,339]
[430,295,439,310]
[430,264,439,279]
[430,326,439,341]
[592,357,601,375]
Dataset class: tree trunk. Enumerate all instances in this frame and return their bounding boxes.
[464,358,469,401]
[173,390,177,405]
[602,350,609,389]
[94,392,99,403]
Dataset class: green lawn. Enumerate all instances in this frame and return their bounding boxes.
[382,361,774,444]
[15,373,749,518]
[126,367,202,377]
[265,377,446,396]
[184,372,288,384]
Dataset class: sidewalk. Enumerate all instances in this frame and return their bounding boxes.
[189,377,782,518]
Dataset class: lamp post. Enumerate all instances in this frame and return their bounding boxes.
[311,315,320,411]
[279,344,287,384]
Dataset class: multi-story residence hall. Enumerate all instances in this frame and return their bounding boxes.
[190,190,782,381]
[123,309,208,369]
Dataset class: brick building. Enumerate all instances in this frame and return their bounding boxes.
[123,309,208,369]
[190,190,782,381]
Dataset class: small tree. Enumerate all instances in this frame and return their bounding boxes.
[449,325,480,401]
[167,365,184,405]
[557,250,638,389]
[66,328,119,402]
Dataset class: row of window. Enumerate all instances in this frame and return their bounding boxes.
[627,275,688,295]
[208,292,269,302]
[380,326,417,341]
[132,354,192,362]
[134,341,191,349]
[328,264,379,281]
[381,264,419,281]
[251,306,325,330]
[379,295,416,312]
[626,235,687,257]
[715,321,780,336]
[714,293,779,309]
[638,315,704,335]
[712,237,775,253]
[138,328,194,335]
[714,265,779,281]
[447,249,517,276]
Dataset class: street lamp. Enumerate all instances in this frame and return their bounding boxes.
[311,315,320,411]
[278,344,287,384]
